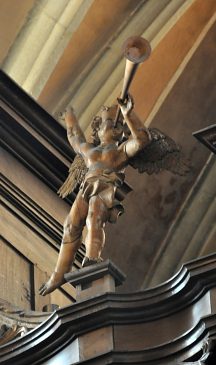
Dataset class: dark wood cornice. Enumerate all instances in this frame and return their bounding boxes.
[0,70,73,160]
[193,124,216,154]
[0,70,76,203]
[1,174,86,268]
[1,174,62,249]
[0,254,215,364]
[0,312,215,364]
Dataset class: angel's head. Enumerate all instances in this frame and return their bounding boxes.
[100,104,118,123]
[91,105,124,145]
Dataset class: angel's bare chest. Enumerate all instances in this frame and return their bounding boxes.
[86,146,123,168]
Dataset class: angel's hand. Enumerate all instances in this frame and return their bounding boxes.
[66,106,76,118]
[65,106,77,128]
[117,94,134,117]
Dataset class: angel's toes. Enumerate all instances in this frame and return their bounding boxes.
[39,283,49,296]
[39,284,45,294]
[128,97,133,108]
[39,288,46,296]
[39,272,66,296]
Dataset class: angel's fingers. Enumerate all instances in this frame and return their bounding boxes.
[127,92,134,102]
[65,106,76,118]
[39,282,48,292]
[127,99,133,109]
[127,94,134,108]
[117,97,125,106]
[66,105,74,112]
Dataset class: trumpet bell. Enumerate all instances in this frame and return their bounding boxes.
[114,36,151,124]
[122,36,151,64]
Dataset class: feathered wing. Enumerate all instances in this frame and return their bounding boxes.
[58,154,88,198]
[129,128,190,175]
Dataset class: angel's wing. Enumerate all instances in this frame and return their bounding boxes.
[129,128,190,175]
[58,154,88,198]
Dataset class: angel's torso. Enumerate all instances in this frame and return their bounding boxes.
[83,143,127,173]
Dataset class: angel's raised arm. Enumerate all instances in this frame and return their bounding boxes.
[65,107,91,156]
[118,96,151,158]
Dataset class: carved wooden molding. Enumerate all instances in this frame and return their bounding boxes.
[1,174,62,249]
[0,70,73,160]
[179,337,216,364]
[193,124,216,154]
[0,70,75,204]
[0,254,215,364]
[1,174,85,268]
[0,298,50,347]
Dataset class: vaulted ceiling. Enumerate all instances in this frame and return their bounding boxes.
[1,0,215,293]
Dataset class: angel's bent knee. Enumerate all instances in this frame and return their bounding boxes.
[63,217,83,242]
[89,196,107,212]
[87,197,108,228]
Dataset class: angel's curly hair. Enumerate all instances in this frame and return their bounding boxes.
[91,116,102,145]
[91,105,129,145]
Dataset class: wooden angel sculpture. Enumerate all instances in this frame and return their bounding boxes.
[39,94,189,296]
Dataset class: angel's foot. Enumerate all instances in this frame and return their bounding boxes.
[82,257,102,267]
[39,272,66,296]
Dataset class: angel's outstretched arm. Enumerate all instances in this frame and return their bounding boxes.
[65,107,91,155]
[118,96,151,158]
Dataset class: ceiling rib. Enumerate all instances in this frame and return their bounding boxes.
[103,0,195,110]
[70,0,173,121]
[3,0,70,85]
[99,0,215,133]
[75,0,191,131]
[199,226,216,257]
[181,196,216,262]
[47,0,149,117]
[2,0,93,96]
[37,0,146,113]
[22,0,93,98]
[0,0,35,65]
[82,0,195,135]
[144,12,216,127]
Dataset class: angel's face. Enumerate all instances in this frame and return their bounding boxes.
[98,119,115,143]
[100,105,117,123]
[99,105,122,143]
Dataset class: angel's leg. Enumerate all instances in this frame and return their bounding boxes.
[39,191,88,295]
[83,195,109,265]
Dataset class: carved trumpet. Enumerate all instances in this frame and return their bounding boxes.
[115,36,151,124]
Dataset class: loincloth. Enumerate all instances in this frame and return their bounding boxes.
[81,171,125,223]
